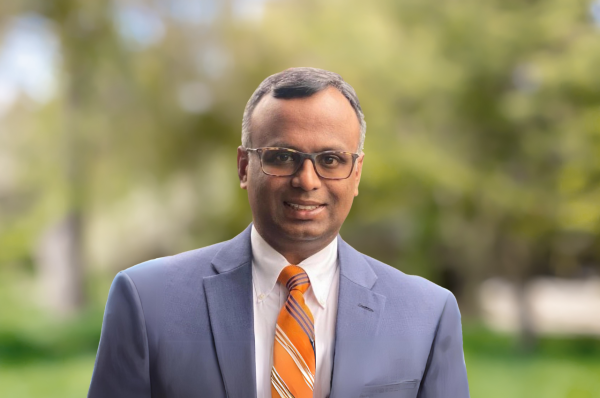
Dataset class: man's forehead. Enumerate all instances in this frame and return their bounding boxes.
[249,87,360,148]
[254,86,351,115]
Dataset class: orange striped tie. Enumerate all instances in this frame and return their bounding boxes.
[271,265,315,398]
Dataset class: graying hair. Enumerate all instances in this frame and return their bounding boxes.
[241,67,366,152]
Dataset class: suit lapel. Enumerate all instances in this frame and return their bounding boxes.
[204,226,257,398]
[203,228,386,398]
[329,237,387,398]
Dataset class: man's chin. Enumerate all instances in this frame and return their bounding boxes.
[278,222,333,243]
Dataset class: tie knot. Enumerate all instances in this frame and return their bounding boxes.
[278,265,311,294]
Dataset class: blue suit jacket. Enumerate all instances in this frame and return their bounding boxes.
[88,225,469,398]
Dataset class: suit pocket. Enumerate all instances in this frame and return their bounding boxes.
[359,379,419,397]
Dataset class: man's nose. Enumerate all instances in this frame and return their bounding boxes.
[291,159,322,191]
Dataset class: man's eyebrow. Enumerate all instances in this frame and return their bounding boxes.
[266,142,348,152]
[267,142,300,150]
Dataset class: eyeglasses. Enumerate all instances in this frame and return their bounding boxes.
[245,147,360,180]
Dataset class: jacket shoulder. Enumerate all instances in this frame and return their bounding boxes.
[362,253,452,305]
[122,240,228,284]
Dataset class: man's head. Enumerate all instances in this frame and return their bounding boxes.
[237,67,366,262]
[241,68,366,152]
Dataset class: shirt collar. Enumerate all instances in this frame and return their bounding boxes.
[251,225,338,308]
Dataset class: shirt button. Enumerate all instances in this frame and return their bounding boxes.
[258,293,265,301]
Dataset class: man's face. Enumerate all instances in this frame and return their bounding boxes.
[237,87,364,253]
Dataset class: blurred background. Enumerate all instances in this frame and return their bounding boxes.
[1,0,600,396]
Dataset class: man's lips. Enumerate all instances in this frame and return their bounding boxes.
[283,201,327,220]
[283,201,326,211]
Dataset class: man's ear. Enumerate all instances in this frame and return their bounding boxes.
[237,146,249,190]
[353,153,364,197]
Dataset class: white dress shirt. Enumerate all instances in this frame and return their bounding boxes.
[251,225,339,398]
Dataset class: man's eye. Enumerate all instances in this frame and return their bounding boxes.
[320,155,341,166]
[274,152,295,162]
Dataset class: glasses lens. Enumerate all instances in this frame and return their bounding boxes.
[260,149,301,176]
[315,152,354,178]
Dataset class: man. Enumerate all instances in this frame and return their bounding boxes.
[88,67,470,398]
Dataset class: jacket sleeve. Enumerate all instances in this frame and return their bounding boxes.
[418,292,470,398]
[88,271,151,398]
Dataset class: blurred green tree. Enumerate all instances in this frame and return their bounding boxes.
[0,0,598,344]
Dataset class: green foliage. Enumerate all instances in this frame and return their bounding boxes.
[2,0,599,285]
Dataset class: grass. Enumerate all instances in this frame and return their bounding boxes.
[466,353,600,398]
[464,325,600,398]
[0,355,96,398]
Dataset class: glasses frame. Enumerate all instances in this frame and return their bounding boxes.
[245,147,360,180]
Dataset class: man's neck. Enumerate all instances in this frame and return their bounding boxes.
[253,226,338,265]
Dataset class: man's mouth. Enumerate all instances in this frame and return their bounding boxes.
[284,202,325,211]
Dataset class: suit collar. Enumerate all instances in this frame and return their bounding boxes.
[211,224,253,273]
[207,225,384,398]
[204,224,256,398]
[337,235,378,289]
[212,224,379,288]
[330,236,386,398]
